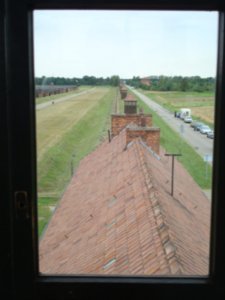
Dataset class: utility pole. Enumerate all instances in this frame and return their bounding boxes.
[165,153,182,197]
[108,130,111,143]
[71,153,76,177]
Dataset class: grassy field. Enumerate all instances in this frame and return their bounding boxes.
[142,90,215,126]
[37,87,108,161]
[37,86,117,236]
[133,92,212,190]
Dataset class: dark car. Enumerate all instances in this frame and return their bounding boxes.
[192,121,204,131]
[196,123,206,131]
[191,120,199,128]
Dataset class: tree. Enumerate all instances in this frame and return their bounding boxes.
[110,75,120,86]
[180,78,189,92]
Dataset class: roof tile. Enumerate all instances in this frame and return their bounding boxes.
[40,128,210,275]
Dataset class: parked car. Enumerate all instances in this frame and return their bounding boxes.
[207,130,214,139]
[192,122,204,131]
[191,121,198,128]
[200,125,212,134]
[184,116,193,123]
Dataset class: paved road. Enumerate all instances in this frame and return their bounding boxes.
[36,88,96,110]
[129,87,214,163]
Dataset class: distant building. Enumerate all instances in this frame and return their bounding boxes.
[140,77,151,86]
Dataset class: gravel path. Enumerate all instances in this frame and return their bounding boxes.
[36,88,96,110]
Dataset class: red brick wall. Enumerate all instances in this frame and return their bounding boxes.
[126,128,160,154]
[111,114,152,137]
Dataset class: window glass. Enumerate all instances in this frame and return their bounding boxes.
[34,10,218,276]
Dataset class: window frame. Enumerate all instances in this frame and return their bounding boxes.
[3,0,225,299]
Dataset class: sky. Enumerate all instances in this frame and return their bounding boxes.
[34,10,218,79]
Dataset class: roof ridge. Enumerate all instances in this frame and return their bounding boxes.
[135,141,183,275]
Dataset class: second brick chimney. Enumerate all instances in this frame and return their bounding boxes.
[126,125,160,154]
[111,114,152,137]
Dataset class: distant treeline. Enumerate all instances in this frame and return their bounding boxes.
[35,75,120,87]
[35,75,215,92]
[126,76,216,92]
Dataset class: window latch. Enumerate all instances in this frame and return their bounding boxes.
[15,191,30,220]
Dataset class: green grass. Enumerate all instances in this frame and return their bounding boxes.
[38,87,116,236]
[38,197,58,236]
[135,96,212,189]
[145,91,213,109]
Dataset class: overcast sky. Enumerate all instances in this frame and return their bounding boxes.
[34,10,218,79]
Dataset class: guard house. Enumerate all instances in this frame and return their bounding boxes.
[124,93,137,114]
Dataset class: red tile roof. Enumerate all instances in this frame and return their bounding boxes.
[39,129,210,275]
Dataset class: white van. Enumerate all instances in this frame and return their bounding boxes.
[179,108,191,120]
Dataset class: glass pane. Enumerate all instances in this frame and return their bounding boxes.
[34,10,218,276]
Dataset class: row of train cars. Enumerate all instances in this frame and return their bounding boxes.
[35,85,77,98]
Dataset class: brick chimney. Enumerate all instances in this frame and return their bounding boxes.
[120,87,128,99]
[124,94,137,114]
[126,125,160,154]
[111,114,152,137]
[111,93,160,154]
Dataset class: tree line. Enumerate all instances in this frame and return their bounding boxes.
[126,76,215,92]
[35,75,215,92]
[35,75,120,87]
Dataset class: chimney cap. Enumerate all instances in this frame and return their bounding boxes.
[124,94,136,102]
[127,124,160,131]
[120,86,127,91]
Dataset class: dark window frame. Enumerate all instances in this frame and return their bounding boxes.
[2,0,225,299]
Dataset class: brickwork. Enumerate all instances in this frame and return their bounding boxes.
[126,127,160,154]
[124,94,137,114]
[111,114,152,137]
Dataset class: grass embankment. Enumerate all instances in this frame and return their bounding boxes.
[134,92,212,190]
[37,86,116,236]
[142,90,215,127]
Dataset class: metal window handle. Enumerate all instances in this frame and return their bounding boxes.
[15,191,30,219]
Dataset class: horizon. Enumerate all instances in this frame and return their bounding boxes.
[35,74,216,81]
